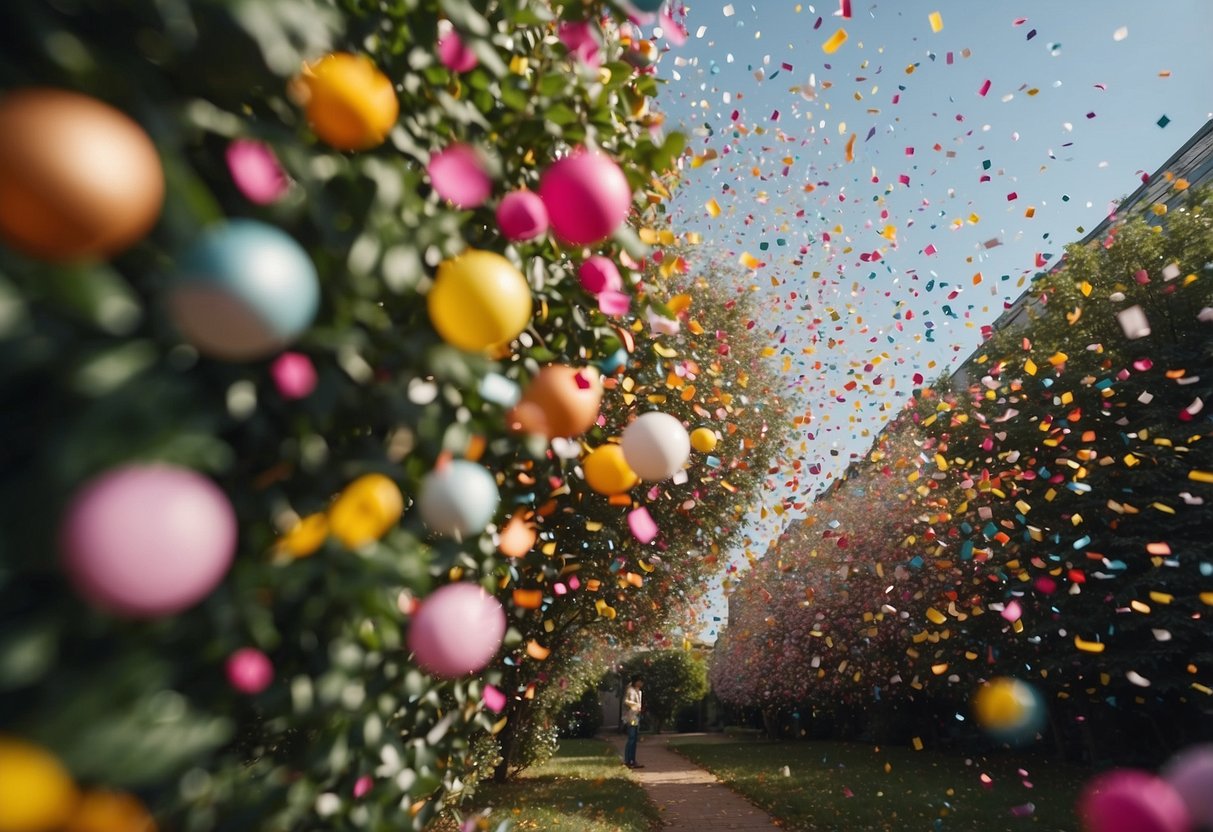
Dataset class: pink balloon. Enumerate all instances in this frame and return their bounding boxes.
[437,28,478,72]
[62,465,237,617]
[496,190,549,241]
[271,351,317,399]
[578,255,623,294]
[1164,745,1213,828]
[408,583,505,678]
[226,140,289,205]
[428,144,492,209]
[1078,770,1190,832]
[226,648,274,694]
[538,150,632,245]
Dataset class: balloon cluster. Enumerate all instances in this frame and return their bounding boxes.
[0,2,726,825]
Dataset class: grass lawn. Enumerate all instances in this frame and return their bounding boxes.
[669,737,1087,832]
[447,738,660,832]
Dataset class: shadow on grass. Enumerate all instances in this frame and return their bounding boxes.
[669,738,1086,832]
[454,739,660,832]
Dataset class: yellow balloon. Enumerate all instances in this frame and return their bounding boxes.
[328,474,404,549]
[583,444,639,495]
[973,678,1028,730]
[428,250,532,351]
[300,53,398,151]
[277,512,329,558]
[690,427,717,453]
[0,737,78,832]
[65,791,157,832]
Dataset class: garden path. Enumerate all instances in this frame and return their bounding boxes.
[604,733,783,831]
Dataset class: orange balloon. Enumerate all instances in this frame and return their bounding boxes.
[65,791,157,832]
[0,89,164,262]
[512,365,603,438]
[299,54,399,151]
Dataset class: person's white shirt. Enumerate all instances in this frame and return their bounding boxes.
[624,684,642,726]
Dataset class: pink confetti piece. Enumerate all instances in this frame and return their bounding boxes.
[226,140,289,205]
[1001,600,1023,622]
[978,79,991,96]
[628,507,659,543]
[482,684,506,713]
[598,289,631,317]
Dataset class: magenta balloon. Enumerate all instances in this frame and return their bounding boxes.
[408,582,506,678]
[437,29,478,73]
[226,647,274,694]
[61,464,237,617]
[271,351,317,399]
[1163,745,1213,828]
[496,190,549,241]
[538,149,632,245]
[1078,770,1190,832]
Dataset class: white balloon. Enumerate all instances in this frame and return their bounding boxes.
[418,461,500,538]
[621,412,690,481]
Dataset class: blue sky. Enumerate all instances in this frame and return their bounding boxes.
[650,0,1213,639]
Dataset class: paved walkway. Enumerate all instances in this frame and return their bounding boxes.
[604,733,782,831]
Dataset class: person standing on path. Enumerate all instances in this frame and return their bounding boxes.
[623,674,644,768]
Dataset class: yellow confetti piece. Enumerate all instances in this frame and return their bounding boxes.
[1202,593,1213,606]
[1075,636,1106,653]
[822,28,848,54]
[912,737,924,751]
[926,607,947,625]
[1189,470,1213,484]
[1149,591,1174,605]
[739,251,762,269]
[706,198,721,218]
[928,11,943,32]
[1024,358,1037,376]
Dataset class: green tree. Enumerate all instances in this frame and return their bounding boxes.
[624,649,709,733]
[486,247,792,778]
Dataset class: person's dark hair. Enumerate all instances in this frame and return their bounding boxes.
[630,674,643,684]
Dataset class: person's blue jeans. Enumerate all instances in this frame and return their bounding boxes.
[624,724,639,765]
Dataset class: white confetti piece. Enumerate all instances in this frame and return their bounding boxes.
[1117,305,1151,339]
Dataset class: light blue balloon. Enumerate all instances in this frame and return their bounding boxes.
[171,220,319,360]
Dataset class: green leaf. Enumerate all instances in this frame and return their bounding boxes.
[544,103,578,126]
[438,0,491,36]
